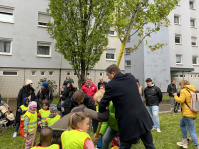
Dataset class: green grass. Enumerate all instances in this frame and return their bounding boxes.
[0,112,198,149]
[51,98,59,104]
[163,95,170,100]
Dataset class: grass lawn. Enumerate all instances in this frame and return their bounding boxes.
[0,112,198,149]
[163,95,170,100]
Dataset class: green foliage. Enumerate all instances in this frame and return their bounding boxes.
[112,0,180,52]
[37,78,57,92]
[47,0,115,88]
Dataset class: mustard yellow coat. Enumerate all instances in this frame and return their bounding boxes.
[174,85,198,118]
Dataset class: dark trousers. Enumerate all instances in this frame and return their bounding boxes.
[120,130,156,149]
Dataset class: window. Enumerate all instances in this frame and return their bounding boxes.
[172,75,178,77]
[191,74,193,78]
[190,19,196,28]
[190,0,195,9]
[175,35,181,44]
[191,37,197,46]
[195,75,197,78]
[0,39,12,55]
[3,71,17,76]
[74,72,77,75]
[128,36,131,42]
[41,71,45,76]
[0,7,14,23]
[38,13,51,27]
[31,71,36,76]
[193,56,198,65]
[180,75,185,77]
[67,72,71,76]
[49,71,53,76]
[87,72,90,76]
[109,31,115,35]
[174,15,180,24]
[176,55,182,64]
[106,49,115,60]
[37,42,51,57]
[125,48,131,55]
[176,2,180,5]
[125,60,131,66]
[99,72,103,76]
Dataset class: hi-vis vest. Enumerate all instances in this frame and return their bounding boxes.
[61,130,91,149]
[20,105,29,121]
[39,109,50,126]
[46,114,61,126]
[24,111,37,133]
[31,144,60,149]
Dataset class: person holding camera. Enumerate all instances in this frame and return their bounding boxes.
[174,80,199,149]
[167,80,177,113]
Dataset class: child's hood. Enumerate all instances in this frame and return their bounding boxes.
[23,97,29,105]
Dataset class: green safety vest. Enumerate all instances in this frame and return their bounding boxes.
[61,130,91,149]
[20,105,29,121]
[31,144,60,149]
[24,111,37,133]
[39,109,50,126]
[46,114,61,126]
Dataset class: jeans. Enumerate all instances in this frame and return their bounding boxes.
[146,106,160,128]
[15,122,20,132]
[170,96,175,110]
[103,127,119,149]
[180,117,199,146]
[120,130,155,149]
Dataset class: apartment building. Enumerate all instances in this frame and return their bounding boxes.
[125,0,199,92]
[0,0,124,98]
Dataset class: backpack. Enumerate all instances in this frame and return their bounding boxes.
[185,89,199,112]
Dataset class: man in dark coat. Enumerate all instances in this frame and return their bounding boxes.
[97,77,107,90]
[167,80,177,112]
[99,64,155,149]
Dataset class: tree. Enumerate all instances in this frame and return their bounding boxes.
[47,0,114,88]
[37,78,57,93]
[112,0,179,66]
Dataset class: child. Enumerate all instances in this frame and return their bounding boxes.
[46,104,61,127]
[31,127,60,149]
[19,97,29,137]
[61,112,94,149]
[38,99,50,128]
[24,101,37,149]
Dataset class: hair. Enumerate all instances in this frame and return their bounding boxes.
[41,99,50,108]
[135,79,139,84]
[171,79,175,83]
[145,78,152,82]
[40,127,53,144]
[93,90,105,104]
[87,77,92,80]
[106,64,121,74]
[179,80,190,88]
[73,90,85,103]
[99,84,105,89]
[68,112,90,130]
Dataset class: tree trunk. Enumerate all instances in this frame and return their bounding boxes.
[78,60,86,89]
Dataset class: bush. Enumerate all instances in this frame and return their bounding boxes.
[37,78,57,93]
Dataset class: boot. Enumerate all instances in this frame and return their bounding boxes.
[177,138,188,148]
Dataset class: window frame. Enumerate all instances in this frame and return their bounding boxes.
[189,0,195,10]
[99,72,104,77]
[106,48,116,61]
[125,60,131,67]
[0,38,12,55]
[125,48,131,55]
[192,56,198,65]
[49,71,53,76]
[41,71,45,76]
[174,15,180,25]
[109,30,116,36]
[176,55,183,64]
[1,71,18,76]
[175,34,182,44]
[37,42,51,57]
[38,12,51,28]
[190,18,197,28]
[0,6,14,23]
[191,36,197,46]
[31,71,36,76]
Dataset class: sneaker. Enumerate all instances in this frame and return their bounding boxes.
[151,127,156,130]
[177,139,188,149]
[13,132,17,138]
[157,128,161,132]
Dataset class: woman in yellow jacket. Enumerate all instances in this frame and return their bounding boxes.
[174,80,199,149]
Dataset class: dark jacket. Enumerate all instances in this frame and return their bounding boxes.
[63,80,68,86]
[99,73,153,142]
[37,88,53,103]
[16,86,36,122]
[144,84,162,106]
[98,81,108,90]
[167,84,177,97]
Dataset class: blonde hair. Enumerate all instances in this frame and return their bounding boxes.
[67,112,90,130]
[179,80,190,88]
[93,90,105,105]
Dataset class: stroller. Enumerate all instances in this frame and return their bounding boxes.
[0,100,15,129]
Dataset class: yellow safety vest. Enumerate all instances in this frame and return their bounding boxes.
[46,114,61,126]
[31,144,60,149]
[61,130,91,149]
[39,109,50,126]
[24,111,37,133]
[20,105,29,121]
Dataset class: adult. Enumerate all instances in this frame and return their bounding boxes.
[99,64,155,149]
[37,82,53,105]
[174,80,199,149]
[63,76,70,86]
[97,77,107,90]
[81,77,97,101]
[167,80,177,113]
[136,79,143,101]
[144,78,162,133]
[58,79,77,117]
[13,79,37,138]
